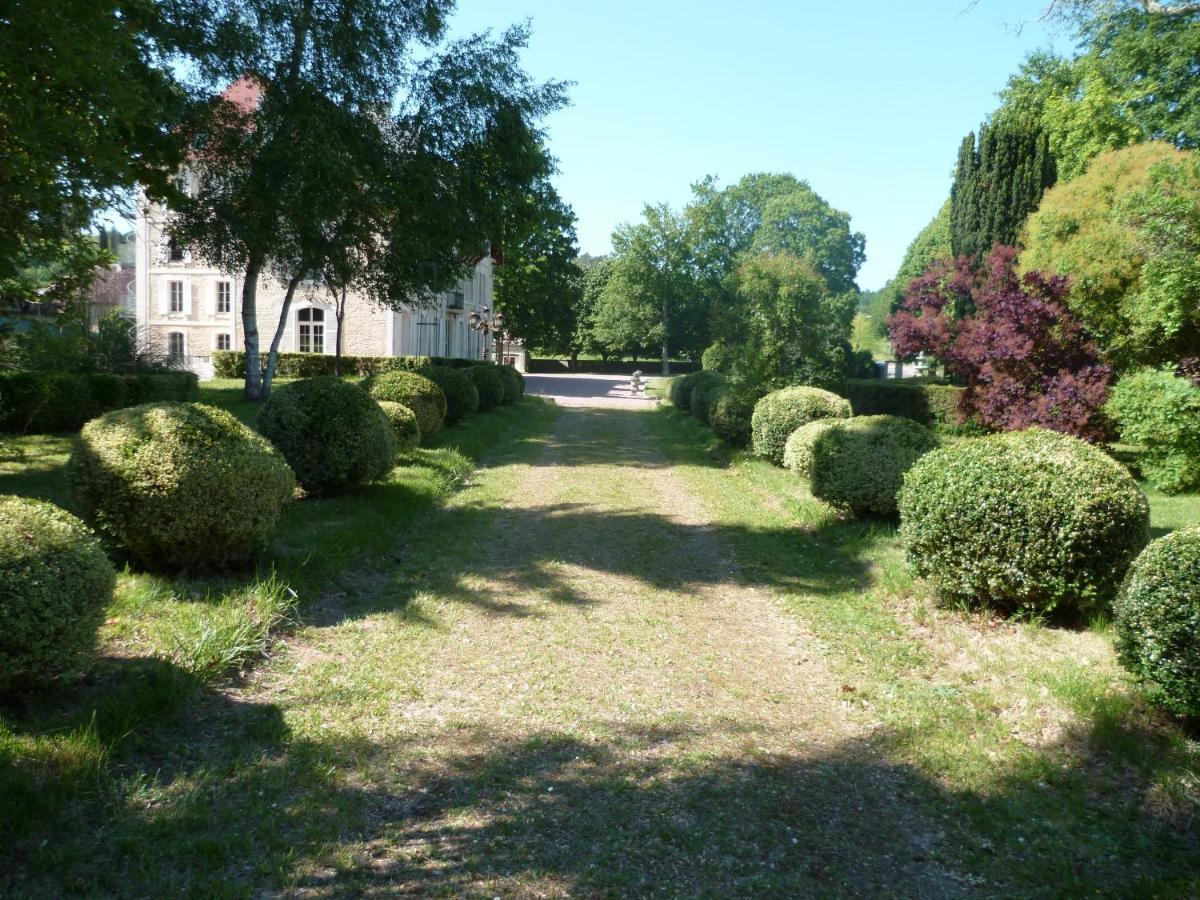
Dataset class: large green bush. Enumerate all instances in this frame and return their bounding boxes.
[213,350,441,379]
[808,415,939,517]
[0,371,198,433]
[376,401,420,452]
[844,379,972,434]
[259,377,395,495]
[468,365,506,411]
[366,370,446,438]
[710,390,757,447]
[1114,527,1200,718]
[1106,368,1200,494]
[668,370,725,413]
[751,386,851,465]
[0,497,115,689]
[690,375,728,424]
[782,420,839,478]
[71,402,295,570]
[898,428,1150,616]
[498,365,525,403]
[420,366,479,423]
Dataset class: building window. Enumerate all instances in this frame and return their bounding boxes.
[168,332,185,360]
[168,237,185,262]
[217,281,231,314]
[169,281,184,313]
[298,307,324,354]
[216,333,231,351]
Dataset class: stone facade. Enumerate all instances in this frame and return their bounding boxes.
[134,196,496,377]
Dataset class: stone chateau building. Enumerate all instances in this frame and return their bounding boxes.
[134,78,503,377]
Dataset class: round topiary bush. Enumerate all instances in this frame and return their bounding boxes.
[782,419,839,477]
[751,386,851,465]
[808,415,940,517]
[690,375,728,424]
[898,427,1150,616]
[366,370,446,438]
[1114,527,1200,717]
[711,390,757,447]
[420,366,479,423]
[0,496,115,689]
[498,365,525,403]
[669,370,725,414]
[377,400,420,452]
[468,364,506,411]
[258,377,394,497]
[71,402,295,570]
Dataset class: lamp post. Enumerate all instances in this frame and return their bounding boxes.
[468,306,505,363]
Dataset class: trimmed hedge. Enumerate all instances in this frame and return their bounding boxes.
[711,390,757,447]
[365,370,447,438]
[71,402,296,570]
[669,370,726,414]
[808,415,940,517]
[377,401,420,452]
[751,386,851,465]
[420,366,479,423]
[259,378,395,495]
[844,379,972,434]
[1114,527,1200,717]
[212,350,505,379]
[898,428,1150,616]
[468,364,506,411]
[782,420,839,478]
[0,496,115,689]
[690,376,728,424]
[498,365,525,403]
[0,370,199,433]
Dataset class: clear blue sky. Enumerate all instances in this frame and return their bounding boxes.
[449,0,1072,290]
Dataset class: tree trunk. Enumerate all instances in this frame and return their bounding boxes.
[334,285,346,376]
[261,274,302,399]
[661,296,671,376]
[241,257,265,401]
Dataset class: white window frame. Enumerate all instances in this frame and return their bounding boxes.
[169,281,184,314]
[216,333,231,351]
[168,332,185,359]
[216,281,231,314]
[297,307,325,354]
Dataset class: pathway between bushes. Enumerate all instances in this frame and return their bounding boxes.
[243,403,966,896]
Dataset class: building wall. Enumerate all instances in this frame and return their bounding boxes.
[135,195,496,374]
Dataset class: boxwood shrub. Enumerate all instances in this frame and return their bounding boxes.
[782,420,839,477]
[377,400,420,452]
[844,379,973,434]
[690,375,728,424]
[711,390,757,447]
[898,428,1150,616]
[668,370,725,414]
[71,402,296,570]
[1114,527,1200,717]
[498,365,525,403]
[259,377,395,495]
[751,386,851,465]
[468,364,506,411]
[808,415,940,517]
[420,366,479,423]
[366,370,447,438]
[0,497,116,690]
[0,370,199,433]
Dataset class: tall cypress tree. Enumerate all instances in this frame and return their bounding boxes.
[950,121,1056,260]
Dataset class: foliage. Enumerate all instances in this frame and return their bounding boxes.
[710,389,759,447]
[898,428,1150,616]
[701,342,735,374]
[807,415,939,517]
[1020,143,1199,370]
[420,366,479,422]
[844,379,972,434]
[498,365,525,403]
[715,253,850,391]
[876,199,953,324]
[751,386,851,465]
[1114,527,1200,718]
[467,365,506,411]
[257,377,394,496]
[365,370,447,439]
[689,377,728,425]
[376,400,420,452]
[782,419,838,478]
[890,247,1112,440]
[0,496,115,690]
[668,371,726,414]
[0,371,198,434]
[1106,367,1200,493]
[950,120,1057,261]
[71,402,295,569]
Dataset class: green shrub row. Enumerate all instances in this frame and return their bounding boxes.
[0,370,199,433]
[212,350,494,379]
[844,379,974,434]
[752,386,851,464]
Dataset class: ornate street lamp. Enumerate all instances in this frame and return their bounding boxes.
[468,306,505,363]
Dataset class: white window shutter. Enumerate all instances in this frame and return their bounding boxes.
[281,308,294,352]
[324,309,338,356]
[183,279,193,316]
[157,282,168,316]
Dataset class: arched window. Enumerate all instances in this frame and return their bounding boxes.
[168,332,185,360]
[298,307,324,354]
